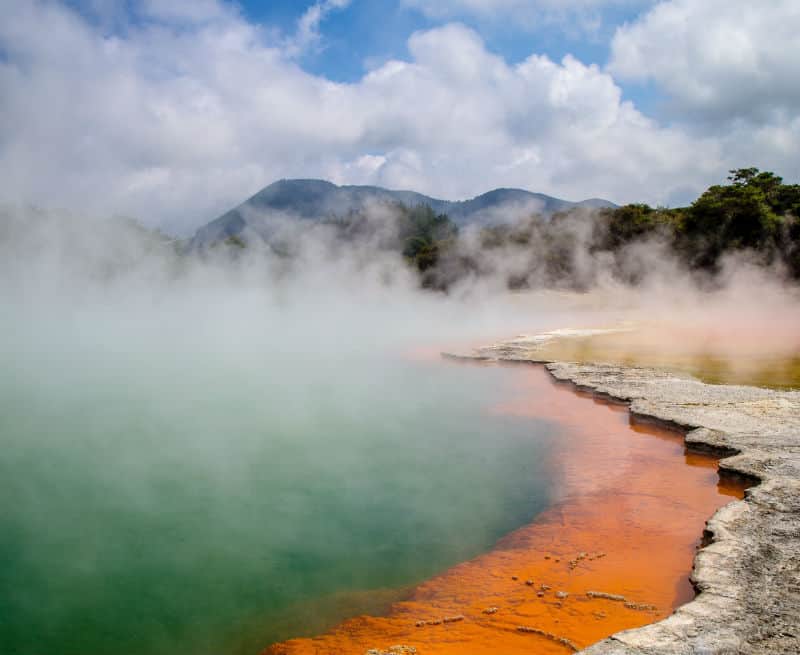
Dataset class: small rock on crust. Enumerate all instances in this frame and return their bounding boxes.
[516,626,579,652]
[366,647,417,655]
[586,591,626,602]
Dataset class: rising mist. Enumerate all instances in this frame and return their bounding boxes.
[1,199,798,655]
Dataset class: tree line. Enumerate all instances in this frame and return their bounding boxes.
[412,168,800,289]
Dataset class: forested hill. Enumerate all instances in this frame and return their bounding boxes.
[191,169,800,290]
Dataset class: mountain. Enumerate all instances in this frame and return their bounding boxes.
[190,179,616,249]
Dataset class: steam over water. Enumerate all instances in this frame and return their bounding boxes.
[0,212,567,655]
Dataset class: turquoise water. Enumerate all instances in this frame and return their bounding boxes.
[0,331,559,655]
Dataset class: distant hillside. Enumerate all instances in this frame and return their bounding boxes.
[190,179,616,249]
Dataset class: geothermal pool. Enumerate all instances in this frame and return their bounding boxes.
[0,353,561,655]
[268,364,745,655]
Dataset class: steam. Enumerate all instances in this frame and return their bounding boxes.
[3,200,798,364]
[1,200,798,655]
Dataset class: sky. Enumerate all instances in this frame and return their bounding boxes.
[1,0,799,235]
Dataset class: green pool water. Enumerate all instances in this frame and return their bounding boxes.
[0,332,558,655]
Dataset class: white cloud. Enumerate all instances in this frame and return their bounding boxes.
[609,0,800,122]
[139,0,232,24]
[0,1,797,234]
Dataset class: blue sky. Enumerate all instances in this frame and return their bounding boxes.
[1,0,798,233]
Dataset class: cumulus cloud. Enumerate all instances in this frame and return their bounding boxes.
[609,0,800,123]
[0,0,796,234]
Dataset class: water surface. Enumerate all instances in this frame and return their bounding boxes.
[0,346,559,655]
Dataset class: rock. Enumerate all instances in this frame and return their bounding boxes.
[517,626,580,652]
[525,579,535,586]
[483,606,499,614]
[442,614,465,624]
[587,591,627,602]
[556,591,569,599]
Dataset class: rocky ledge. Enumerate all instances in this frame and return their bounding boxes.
[457,334,800,655]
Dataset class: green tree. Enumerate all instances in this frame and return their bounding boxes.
[682,168,783,267]
[398,204,457,272]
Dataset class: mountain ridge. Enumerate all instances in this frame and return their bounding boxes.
[191,179,617,248]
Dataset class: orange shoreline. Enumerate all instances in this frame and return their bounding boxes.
[265,363,745,655]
